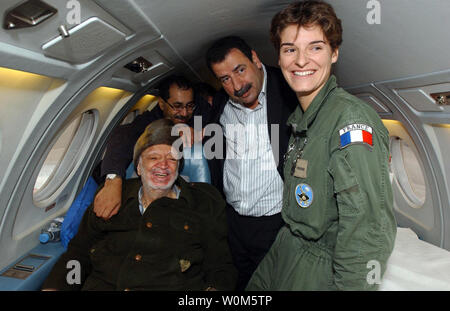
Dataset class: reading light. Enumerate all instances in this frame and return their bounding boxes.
[4,0,57,30]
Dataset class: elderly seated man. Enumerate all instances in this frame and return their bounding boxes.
[42,119,236,291]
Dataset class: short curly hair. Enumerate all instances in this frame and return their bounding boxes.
[270,0,342,53]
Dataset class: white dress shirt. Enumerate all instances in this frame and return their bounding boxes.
[220,65,284,216]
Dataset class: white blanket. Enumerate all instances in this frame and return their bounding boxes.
[380,227,450,290]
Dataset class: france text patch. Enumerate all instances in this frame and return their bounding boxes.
[339,124,373,149]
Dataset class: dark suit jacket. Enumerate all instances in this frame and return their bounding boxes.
[206,65,298,197]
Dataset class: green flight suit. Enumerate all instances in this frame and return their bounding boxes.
[246,75,397,291]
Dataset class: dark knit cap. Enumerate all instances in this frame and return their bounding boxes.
[133,118,182,170]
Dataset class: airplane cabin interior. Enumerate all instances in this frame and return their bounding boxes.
[0,0,449,291]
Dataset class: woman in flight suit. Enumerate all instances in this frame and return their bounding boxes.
[246,0,397,290]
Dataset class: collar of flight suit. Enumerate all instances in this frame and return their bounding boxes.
[287,75,338,135]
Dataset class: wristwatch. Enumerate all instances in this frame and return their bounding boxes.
[106,173,118,180]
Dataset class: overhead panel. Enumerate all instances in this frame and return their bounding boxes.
[1,0,134,56]
[42,17,126,63]
[130,63,171,85]
[396,82,450,112]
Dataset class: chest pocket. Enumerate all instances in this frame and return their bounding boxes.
[284,135,332,232]
[169,214,202,255]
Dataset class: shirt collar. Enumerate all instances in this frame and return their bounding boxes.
[260,64,267,102]
[138,183,181,215]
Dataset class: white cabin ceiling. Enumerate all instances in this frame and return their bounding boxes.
[130,0,450,88]
[1,0,449,88]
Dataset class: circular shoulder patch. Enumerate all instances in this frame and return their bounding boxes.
[295,183,314,208]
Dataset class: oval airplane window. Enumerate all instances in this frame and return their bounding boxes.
[389,136,426,208]
[33,110,97,204]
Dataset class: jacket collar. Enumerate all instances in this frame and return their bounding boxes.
[122,178,141,204]
[174,177,194,208]
[287,75,338,134]
[122,176,194,209]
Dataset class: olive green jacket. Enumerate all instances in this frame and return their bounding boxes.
[42,178,237,290]
[281,75,397,290]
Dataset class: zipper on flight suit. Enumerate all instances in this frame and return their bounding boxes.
[283,135,308,209]
[283,135,308,176]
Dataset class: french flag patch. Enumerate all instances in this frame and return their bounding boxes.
[339,124,373,149]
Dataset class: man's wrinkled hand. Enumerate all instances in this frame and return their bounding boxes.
[93,177,123,220]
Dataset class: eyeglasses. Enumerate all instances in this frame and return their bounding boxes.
[164,100,196,111]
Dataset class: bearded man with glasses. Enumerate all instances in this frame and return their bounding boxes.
[94,75,209,220]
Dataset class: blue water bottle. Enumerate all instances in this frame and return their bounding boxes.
[39,217,64,244]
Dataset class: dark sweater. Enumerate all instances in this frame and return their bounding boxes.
[42,177,237,291]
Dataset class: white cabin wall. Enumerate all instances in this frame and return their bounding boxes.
[0,0,202,270]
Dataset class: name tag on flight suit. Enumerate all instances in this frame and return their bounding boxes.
[293,159,308,178]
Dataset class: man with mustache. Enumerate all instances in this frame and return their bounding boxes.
[42,119,236,290]
[94,75,207,219]
[205,36,298,290]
